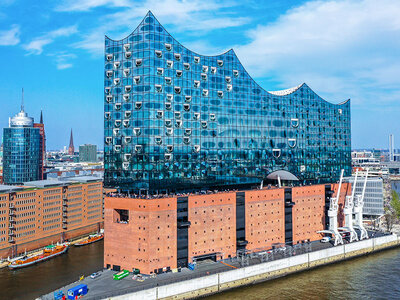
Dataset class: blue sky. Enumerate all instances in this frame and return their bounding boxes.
[0,0,399,150]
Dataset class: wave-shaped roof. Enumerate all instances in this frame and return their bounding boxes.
[106,11,349,106]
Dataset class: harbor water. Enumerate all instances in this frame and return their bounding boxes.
[2,241,400,299]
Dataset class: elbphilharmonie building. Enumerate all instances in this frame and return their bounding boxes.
[104,11,351,192]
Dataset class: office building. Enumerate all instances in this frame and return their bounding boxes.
[0,176,103,258]
[79,144,98,162]
[103,12,351,193]
[3,103,40,184]
[33,110,46,180]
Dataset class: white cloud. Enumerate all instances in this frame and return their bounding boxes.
[234,0,400,107]
[24,25,78,55]
[56,0,130,12]
[0,24,20,46]
[49,53,77,70]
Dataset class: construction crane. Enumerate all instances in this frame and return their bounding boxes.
[317,169,344,246]
[354,168,369,240]
[339,170,359,242]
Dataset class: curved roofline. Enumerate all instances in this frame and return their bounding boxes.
[105,11,349,106]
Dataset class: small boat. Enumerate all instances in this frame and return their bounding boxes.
[74,233,104,246]
[8,244,69,269]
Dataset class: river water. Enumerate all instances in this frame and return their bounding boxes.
[1,241,400,300]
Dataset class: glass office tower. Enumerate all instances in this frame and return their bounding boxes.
[3,108,40,184]
[104,12,351,192]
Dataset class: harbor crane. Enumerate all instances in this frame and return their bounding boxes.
[338,170,359,242]
[353,168,369,240]
[317,169,344,246]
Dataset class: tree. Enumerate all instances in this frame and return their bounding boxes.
[390,190,400,219]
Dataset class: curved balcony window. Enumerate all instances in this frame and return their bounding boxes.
[194,56,200,64]
[167,60,173,68]
[135,145,142,153]
[123,120,130,128]
[174,53,181,61]
[165,103,172,110]
[155,50,162,58]
[225,76,231,83]
[115,103,121,110]
[185,129,192,136]
[135,59,142,67]
[184,104,190,111]
[122,162,130,170]
[184,63,190,70]
[174,86,181,94]
[165,119,172,127]
[185,95,192,103]
[114,61,120,69]
[135,102,142,110]
[132,126,139,135]
[114,120,121,127]
[133,76,141,84]
[124,43,130,51]
[114,145,121,152]
[106,70,113,78]
[211,67,216,74]
[123,69,130,76]
[106,54,113,61]
[166,145,174,153]
[166,128,173,136]
[201,73,207,81]
[176,70,182,77]
[272,149,281,158]
[125,52,132,59]
[202,65,208,73]
[123,94,129,102]
[156,110,164,119]
[217,91,223,98]
[194,80,200,88]
[166,94,173,102]
[124,136,131,144]
[125,111,131,118]
[226,84,232,92]
[105,87,111,94]
[288,139,296,148]
[193,113,200,120]
[193,145,200,153]
[113,78,120,85]
[157,67,164,76]
[202,89,208,96]
[201,121,207,128]
[124,154,131,161]
[155,84,163,93]
[210,113,216,121]
[113,128,120,136]
[125,85,132,93]
[183,137,190,144]
[104,112,111,120]
[291,118,299,128]
[155,136,162,145]
[165,77,172,85]
[174,111,181,119]
[105,137,112,144]
[165,153,173,161]
[217,60,224,67]
[165,43,172,51]
[233,70,239,77]
[106,95,113,103]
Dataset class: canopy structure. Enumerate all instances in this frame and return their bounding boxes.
[267,170,299,181]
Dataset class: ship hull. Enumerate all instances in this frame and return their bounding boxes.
[8,246,69,269]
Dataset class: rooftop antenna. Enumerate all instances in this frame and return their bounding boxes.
[21,88,24,111]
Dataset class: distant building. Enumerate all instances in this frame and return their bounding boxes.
[3,98,40,184]
[344,176,384,216]
[33,110,46,180]
[389,134,394,162]
[79,144,97,162]
[68,129,75,155]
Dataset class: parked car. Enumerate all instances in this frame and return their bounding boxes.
[90,272,101,279]
[321,237,331,243]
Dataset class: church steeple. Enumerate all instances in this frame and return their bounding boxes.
[68,129,74,155]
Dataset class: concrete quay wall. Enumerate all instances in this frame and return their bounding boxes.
[108,234,399,300]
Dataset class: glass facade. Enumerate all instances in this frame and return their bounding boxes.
[3,127,40,184]
[104,12,351,192]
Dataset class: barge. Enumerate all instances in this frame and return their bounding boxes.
[74,233,104,246]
